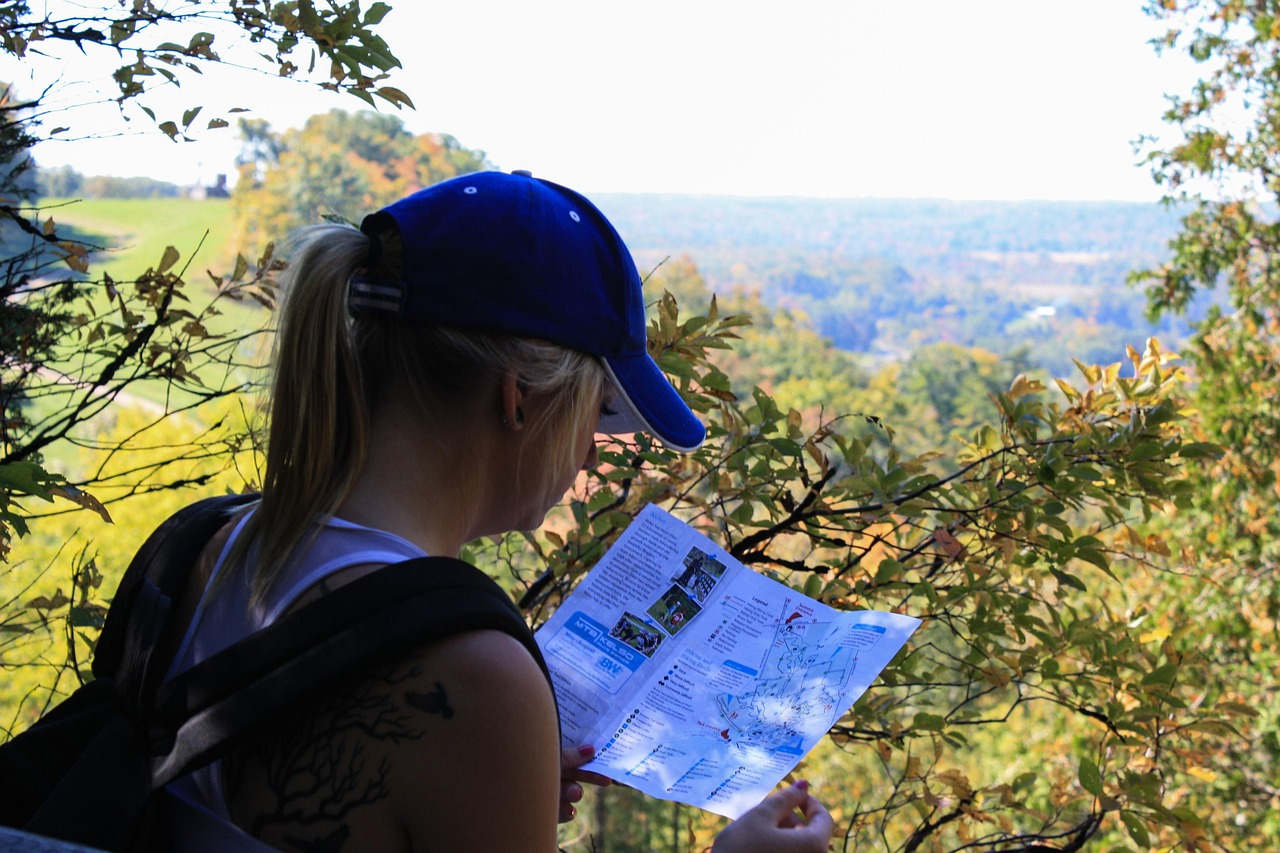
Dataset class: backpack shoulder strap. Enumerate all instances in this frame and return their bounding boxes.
[94,493,259,701]
[149,556,544,787]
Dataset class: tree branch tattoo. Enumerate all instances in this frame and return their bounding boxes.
[225,656,456,852]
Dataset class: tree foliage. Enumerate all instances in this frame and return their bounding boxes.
[0,0,412,135]
[0,0,404,565]
[1125,0,1280,843]
[486,291,1219,851]
[230,110,489,252]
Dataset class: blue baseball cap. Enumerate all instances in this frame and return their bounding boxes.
[351,170,706,452]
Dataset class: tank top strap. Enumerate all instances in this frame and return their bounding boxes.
[261,516,428,622]
[258,514,429,624]
[167,510,429,679]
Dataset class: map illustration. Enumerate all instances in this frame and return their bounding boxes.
[713,606,867,750]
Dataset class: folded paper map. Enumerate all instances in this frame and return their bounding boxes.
[535,504,921,818]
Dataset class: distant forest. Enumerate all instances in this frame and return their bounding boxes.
[593,194,1202,376]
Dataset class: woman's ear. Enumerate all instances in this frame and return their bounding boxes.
[500,373,526,431]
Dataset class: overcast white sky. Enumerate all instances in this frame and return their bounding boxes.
[7,0,1199,201]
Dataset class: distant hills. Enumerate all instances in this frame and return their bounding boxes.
[594,193,1183,282]
[593,194,1199,375]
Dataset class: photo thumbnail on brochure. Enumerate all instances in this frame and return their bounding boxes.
[535,504,921,819]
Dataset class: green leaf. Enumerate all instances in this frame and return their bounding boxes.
[874,559,903,585]
[1078,757,1103,796]
[1177,441,1223,459]
[1128,441,1166,461]
[1142,662,1180,686]
[157,245,181,273]
[1122,812,1151,847]
[0,461,61,500]
[1051,568,1087,591]
[1075,547,1114,578]
[364,2,394,24]
[912,712,945,731]
[69,607,105,629]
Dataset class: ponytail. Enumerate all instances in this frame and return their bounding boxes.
[237,223,373,604]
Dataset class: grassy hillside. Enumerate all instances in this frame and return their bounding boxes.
[36,196,271,400]
[40,196,239,281]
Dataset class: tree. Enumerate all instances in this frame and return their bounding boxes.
[231,110,489,252]
[0,0,408,557]
[482,287,1212,851]
[1126,0,1280,844]
[35,165,82,199]
[0,0,408,717]
[0,4,1260,851]
[859,343,1036,458]
[0,0,412,136]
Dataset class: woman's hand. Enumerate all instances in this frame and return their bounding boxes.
[559,744,613,822]
[711,781,834,853]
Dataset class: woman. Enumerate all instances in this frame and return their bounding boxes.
[163,170,834,852]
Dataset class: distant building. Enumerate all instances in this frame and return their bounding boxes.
[188,173,229,200]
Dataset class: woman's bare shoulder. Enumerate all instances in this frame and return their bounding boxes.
[226,629,561,853]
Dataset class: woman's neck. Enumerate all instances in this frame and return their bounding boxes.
[335,397,498,557]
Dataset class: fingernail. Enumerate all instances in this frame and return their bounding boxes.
[795,779,810,791]
[578,744,595,758]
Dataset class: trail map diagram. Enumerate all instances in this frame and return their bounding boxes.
[713,605,862,751]
[535,504,919,818]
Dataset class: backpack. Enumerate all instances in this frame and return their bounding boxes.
[0,494,547,852]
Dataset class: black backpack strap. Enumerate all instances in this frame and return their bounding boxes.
[149,556,545,787]
[95,493,259,693]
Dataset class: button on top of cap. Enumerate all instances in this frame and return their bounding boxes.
[511,169,533,177]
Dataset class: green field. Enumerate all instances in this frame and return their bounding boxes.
[39,195,267,334]
[35,196,273,405]
[40,196,236,276]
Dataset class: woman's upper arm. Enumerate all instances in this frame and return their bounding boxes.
[387,630,562,853]
[225,628,561,853]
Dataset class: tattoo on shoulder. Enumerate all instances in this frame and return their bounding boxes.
[405,681,454,719]
[225,657,458,852]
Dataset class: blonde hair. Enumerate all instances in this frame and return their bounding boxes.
[238,221,606,604]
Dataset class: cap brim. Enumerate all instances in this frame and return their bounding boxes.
[598,357,706,452]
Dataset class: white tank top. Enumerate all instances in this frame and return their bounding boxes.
[163,507,428,851]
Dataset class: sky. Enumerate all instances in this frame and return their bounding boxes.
[5,0,1201,201]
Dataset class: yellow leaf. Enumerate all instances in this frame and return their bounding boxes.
[1008,373,1046,399]
[49,485,113,524]
[1187,766,1218,783]
[1139,626,1170,644]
